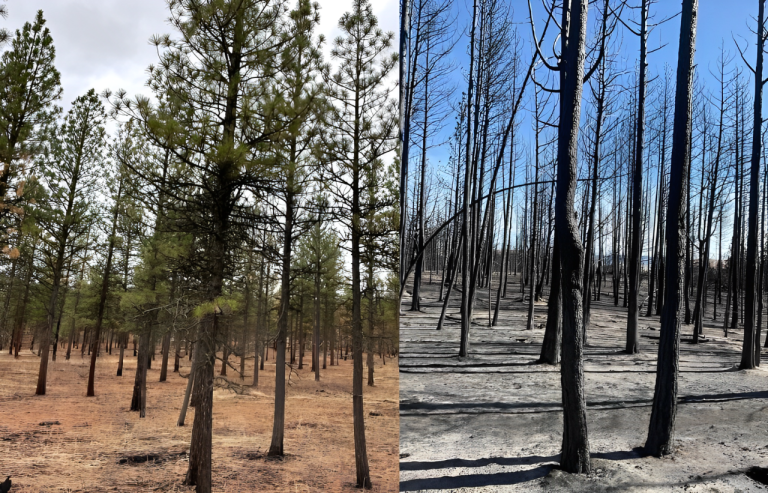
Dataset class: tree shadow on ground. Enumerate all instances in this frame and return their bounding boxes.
[398,448,762,491]
[401,389,768,414]
[400,454,560,471]
[399,465,554,491]
[398,450,645,491]
[592,447,649,460]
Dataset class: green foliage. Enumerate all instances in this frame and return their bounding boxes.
[0,1,9,45]
[0,10,62,202]
[30,89,105,302]
[319,0,399,238]
[192,297,240,319]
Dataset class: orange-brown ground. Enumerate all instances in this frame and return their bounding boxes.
[0,344,398,492]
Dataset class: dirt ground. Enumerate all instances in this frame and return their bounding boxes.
[400,276,768,492]
[0,344,399,492]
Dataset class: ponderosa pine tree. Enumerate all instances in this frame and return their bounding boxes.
[35,89,104,395]
[110,0,292,489]
[268,0,324,458]
[320,0,398,486]
[86,140,128,396]
[0,10,61,229]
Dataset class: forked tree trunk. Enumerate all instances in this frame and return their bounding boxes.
[553,0,591,474]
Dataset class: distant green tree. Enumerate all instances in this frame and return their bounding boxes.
[294,214,342,381]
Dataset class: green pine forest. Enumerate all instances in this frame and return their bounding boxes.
[0,0,399,490]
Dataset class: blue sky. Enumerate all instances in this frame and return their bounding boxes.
[419,0,765,169]
[408,0,767,260]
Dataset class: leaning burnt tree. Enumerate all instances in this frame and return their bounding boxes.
[645,0,698,457]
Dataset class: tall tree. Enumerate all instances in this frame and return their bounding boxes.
[267,0,323,457]
[645,0,698,457]
[0,10,61,232]
[738,0,766,369]
[530,0,605,474]
[35,89,104,395]
[320,0,398,486]
[111,0,287,489]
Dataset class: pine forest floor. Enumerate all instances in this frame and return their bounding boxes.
[0,345,399,492]
[400,275,768,492]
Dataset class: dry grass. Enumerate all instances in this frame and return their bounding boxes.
[0,344,399,492]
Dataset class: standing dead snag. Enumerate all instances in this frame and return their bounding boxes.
[739,0,766,370]
[458,0,478,358]
[626,0,650,354]
[646,0,698,457]
[529,0,606,473]
[552,0,591,474]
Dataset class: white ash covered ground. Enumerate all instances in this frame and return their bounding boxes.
[399,277,768,492]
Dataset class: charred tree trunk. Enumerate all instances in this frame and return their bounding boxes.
[740,0,765,370]
[627,0,649,354]
[645,0,698,457]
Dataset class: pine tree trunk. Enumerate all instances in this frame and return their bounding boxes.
[159,331,171,382]
[740,0,764,370]
[646,0,698,457]
[627,0,649,353]
[268,144,295,456]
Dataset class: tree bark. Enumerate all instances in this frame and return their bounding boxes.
[740,0,765,370]
[645,0,698,457]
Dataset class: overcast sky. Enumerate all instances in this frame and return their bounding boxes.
[2,0,398,111]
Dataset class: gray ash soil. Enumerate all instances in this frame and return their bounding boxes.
[399,275,768,492]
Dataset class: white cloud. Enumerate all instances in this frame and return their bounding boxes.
[2,0,397,110]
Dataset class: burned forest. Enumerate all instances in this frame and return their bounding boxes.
[399,0,768,490]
